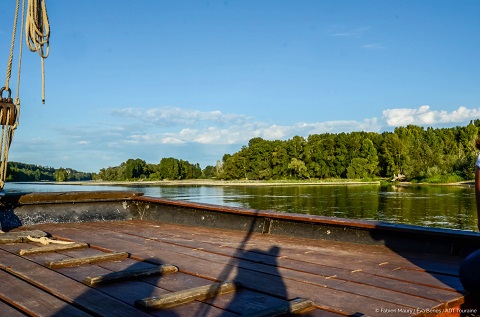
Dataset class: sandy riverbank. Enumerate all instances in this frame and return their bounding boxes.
[47,178,477,187]
[56,179,381,187]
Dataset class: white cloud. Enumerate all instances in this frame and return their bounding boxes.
[12,104,480,172]
[111,106,250,127]
[362,43,386,50]
[327,25,372,37]
[109,107,382,146]
[383,105,480,126]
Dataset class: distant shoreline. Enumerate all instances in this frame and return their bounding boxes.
[47,179,380,187]
[29,179,475,187]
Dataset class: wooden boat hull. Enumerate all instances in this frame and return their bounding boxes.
[0,191,479,316]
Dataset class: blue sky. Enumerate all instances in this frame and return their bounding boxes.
[1,0,480,172]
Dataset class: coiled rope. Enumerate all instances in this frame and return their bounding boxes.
[0,0,23,192]
[25,0,50,104]
[0,0,49,192]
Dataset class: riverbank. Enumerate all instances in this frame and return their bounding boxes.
[42,178,476,187]
[54,179,381,187]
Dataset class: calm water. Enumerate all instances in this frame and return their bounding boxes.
[3,182,478,231]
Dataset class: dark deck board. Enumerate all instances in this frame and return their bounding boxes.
[0,300,29,317]
[0,248,152,317]
[18,220,467,317]
[94,224,464,306]
[24,224,415,316]
[0,269,91,317]
[90,220,465,294]
[66,220,464,297]
[7,242,297,317]
[93,219,464,276]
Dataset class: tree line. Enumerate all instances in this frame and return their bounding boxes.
[6,162,93,182]
[7,121,480,183]
[94,157,203,181]
[216,121,480,182]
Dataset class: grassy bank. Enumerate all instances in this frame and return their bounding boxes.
[57,178,381,187]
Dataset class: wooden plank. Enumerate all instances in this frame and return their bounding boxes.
[0,300,29,317]
[7,247,240,317]
[84,270,238,317]
[33,223,436,317]
[96,219,464,276]
[92,263,312,317]
[100,220,465,294]
[195,221,463,273]
[83,264,179,286]
[71,221,463,303]
[18,242,89,255]
[0,269,91,317]
[247,298,315,317]
[0,230,47,244]
[12,191,142,205]
[135,280,241,309]
[44,251,129,268]
[0,248,152,317]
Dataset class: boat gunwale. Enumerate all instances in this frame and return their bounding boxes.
[134,195,480,241]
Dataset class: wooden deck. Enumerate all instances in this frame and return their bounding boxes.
[0,219,477,317]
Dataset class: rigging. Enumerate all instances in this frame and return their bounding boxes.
[0,0,50,191]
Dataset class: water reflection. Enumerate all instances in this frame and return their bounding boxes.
[3,182,478,231]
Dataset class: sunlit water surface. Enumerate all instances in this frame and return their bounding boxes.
[3,182,477,231]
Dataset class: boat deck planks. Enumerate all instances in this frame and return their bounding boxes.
[0,300,29,317]
[0,219,474,317]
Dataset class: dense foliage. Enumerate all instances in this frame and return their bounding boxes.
[216,122,480,182]
[94,157,203,181]
[8,122,480,183]
[6,162,93,182]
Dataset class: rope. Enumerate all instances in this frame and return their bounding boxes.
[26,235,75,245]
[16,0,26,103]
[0,0,24,191]
[4,0,21,91]
[0,0,49,191]
[25,0,49,104]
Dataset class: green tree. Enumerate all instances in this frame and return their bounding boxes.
[346,158,369,179]
[203,165,216,178]
[121,158,148,180]
[54,168,69,182]
[271,141,289,178]
[247,137,273,180]
[158,157,180,180]
[288,158,309,179]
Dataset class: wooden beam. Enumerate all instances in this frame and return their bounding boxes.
[247,298,315,317]
[0,230,47,244]
[83,264,179,286]
[135,280,241,309]
[18,243,89,256]
[44,252,129,269]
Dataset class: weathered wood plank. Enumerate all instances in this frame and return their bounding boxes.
[18,242,89,256]
[0,249,152,317]
[0,230,47,244]
[92,220,465,294]
[34,223,435,317]
[246,298,315,317]
[0,300,29,317]
[44,251,129,268]
[0,269,91,317]
[5,246,240,317]
[128,219,464,274]
[83,264,179,286]
[135,280,241,309]
[60,221,461,308]
[12,191,142,205]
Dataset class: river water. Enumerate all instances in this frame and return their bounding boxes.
[3,182,477,232]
